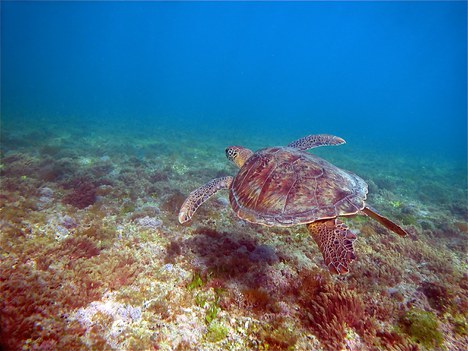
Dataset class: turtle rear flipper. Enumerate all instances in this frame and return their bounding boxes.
[287,134,345,151]
[178,176,233,224]
[362,206,408,237]
[307,219,357,274]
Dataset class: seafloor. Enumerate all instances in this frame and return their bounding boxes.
[1,119,467,351]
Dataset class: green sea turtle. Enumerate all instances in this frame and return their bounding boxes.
[178,134,407,274]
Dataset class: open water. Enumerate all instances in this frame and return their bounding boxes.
[1,2,467,350]
[2,2,466,160]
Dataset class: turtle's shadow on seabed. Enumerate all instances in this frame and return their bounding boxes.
[170,224,285,290]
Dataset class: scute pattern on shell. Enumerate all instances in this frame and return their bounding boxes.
[229,147,368,227]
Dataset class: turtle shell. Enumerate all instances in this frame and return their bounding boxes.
[229,147,368,227]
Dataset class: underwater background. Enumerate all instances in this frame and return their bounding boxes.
[1,1,467,351]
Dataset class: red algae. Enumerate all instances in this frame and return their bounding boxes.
[454,221,468,233]
[62,178,98,209]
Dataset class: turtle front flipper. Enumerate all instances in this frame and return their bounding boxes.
[178,176,233,224]
[362,206,408,237]
[307,219,357,274]
[287,134,345,151]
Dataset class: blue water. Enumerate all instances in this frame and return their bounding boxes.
[1,3,468,350]
[2,1,466,161]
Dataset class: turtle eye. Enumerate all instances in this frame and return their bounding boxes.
[226,146,252,168]
[225,147,238,162]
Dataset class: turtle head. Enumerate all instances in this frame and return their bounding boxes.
[225,146,253,168]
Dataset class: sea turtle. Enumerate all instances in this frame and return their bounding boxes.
[178,134,407,274]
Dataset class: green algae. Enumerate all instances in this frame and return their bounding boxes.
[206,321,228,343]
[120,202,136,215]
[400,213,418,226]
[205,299,220,325]
[450,314,468,336]
[186,272,204,291]
[194,293,208,308]
[398,309,444,349]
